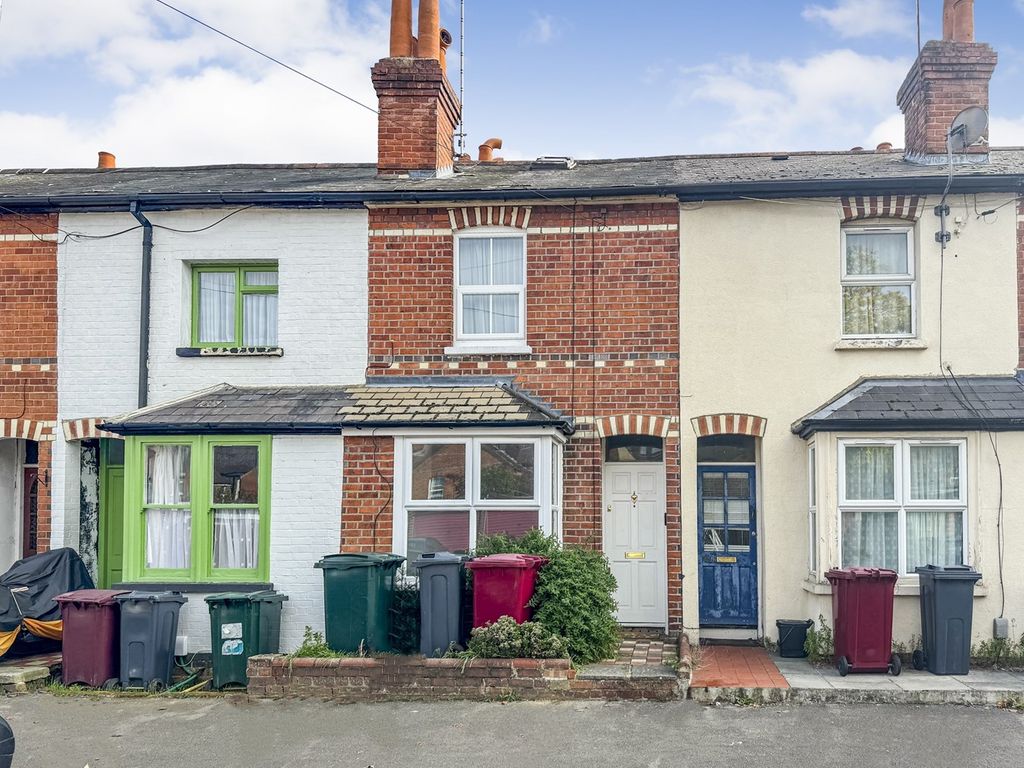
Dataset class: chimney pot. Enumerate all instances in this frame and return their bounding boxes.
[418,0,441,61]
[97,151,116,169]
[943,0,974,43]
[389,0,413,57]
[876,142,893,152]
[479,138,503,163]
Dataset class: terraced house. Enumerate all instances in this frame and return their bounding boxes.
[0,0,1021,653]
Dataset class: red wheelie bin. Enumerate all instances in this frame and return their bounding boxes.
[826,568,901,676]
[55,589,129,688]
[466,554,548,628]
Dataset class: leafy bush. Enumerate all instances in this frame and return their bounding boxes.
[389,581,421,655]
[467,616,566,659]
[804,614,834,664]
[474,529,560,559]
[292,627,346,658]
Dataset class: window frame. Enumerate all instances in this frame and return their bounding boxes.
[837,438,967,577]
[453,228,528,347]
[808,443,817,578]
[394,433,561,560]
[123,434,272,583]
[190,263,279,348]
[839,225,916,340]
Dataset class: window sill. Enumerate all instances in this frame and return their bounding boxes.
[176,347,284,358]
[113,582,273,593]
[444,343,533,357]
[834,338,927,351]
[802,578,988,598]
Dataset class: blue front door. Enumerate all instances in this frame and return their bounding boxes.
[698,467,758,627]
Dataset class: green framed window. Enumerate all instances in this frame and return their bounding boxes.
[191,264,279,347]
[123,435,272,583]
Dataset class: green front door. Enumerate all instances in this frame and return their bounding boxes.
[99,439,125,588]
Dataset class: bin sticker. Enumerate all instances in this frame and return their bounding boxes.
[221,622,243,640]
[222,639,244,656]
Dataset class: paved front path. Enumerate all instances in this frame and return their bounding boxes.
[3,695,1023,767]
[690,645,789,689]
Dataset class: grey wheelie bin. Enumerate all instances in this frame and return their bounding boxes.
[315,553,405,653]
[914,565,982,675]
[114,591,187,691]
[415,552,466,657]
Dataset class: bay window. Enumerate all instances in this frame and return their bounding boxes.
[808,444,817,578]
[839,439,966,576]
[126,435,271,583]
[396,435,562,563]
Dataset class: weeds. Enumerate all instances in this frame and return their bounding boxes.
[804,615,834,665]
[972,635,1024,669]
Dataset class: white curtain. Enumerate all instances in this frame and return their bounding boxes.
[846,232,907,275]
[145,445,191,570]
[907,510,963,571]
[459,239,489,285]
[844,446,894,500]
[463,294,491,334]
[199,272,236,343]
[842,510,898,571]
[243,293,278,346]
[910,445,960,500]
[491,238,523,284]
[213,509,260,569]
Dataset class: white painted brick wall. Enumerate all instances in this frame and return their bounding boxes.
[170,435,342,653]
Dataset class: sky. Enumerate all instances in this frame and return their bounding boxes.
[0,0,1022,168]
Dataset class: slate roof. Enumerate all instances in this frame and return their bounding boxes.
[2,149,1023,208]
[102,379,573,435]
[793,376,1024,437]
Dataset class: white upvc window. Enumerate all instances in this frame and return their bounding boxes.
[393,434,563,563]
[808,444,818,578]
[838,438,967,576]
[453,229,527,348]
[840,226,916,339]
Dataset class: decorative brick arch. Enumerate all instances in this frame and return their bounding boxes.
[594,414,671,439]
[62,418,119,442]
[448,205,532,231]
[840,195,923,223]
[690,413,767,438]
[0,418,57,442]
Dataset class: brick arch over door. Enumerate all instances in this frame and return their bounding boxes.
[690,413,767,438]
[594,414,672,439]
[0,418,56,442]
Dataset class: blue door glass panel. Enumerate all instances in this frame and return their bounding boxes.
[698,467,758,627]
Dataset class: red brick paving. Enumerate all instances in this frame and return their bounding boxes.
[690,645,789,689]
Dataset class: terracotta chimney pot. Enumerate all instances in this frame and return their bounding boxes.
[418,0,441,61]
[97,151,116,169]
[389,0,413,57]
[943,0,974,43]
[876,142,893,152]
[479,138,503,163]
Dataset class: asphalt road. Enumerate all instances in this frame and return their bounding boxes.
[2,694,1023,768]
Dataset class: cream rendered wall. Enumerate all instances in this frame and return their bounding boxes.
[679,196,1020,644]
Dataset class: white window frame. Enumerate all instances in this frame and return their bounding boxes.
[808,443,818,578]
[452,228,528,349]
[392,432,563,559]
[837,438,968,576]
[840,225,916,340]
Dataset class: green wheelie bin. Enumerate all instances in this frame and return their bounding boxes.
[315,553,405,653]
[205,591,288,689]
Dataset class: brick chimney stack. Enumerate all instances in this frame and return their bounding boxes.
[897,0,996,163]
[372,0,461,178]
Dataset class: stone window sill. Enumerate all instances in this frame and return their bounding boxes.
[444,343,534,357]
[176,347,284,358]
[113,582,273,593]
[834,338,928,351]
[803,578,988,597]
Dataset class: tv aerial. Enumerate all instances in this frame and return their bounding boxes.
[948,106,989,152]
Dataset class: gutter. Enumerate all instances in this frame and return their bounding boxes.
[0,175,1021,212]
[102,418,576,437]
[129,202,152,408]
[794,417,1024,439]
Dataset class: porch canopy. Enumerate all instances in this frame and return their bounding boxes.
[101,378,574,436]
[792,376,1024,438]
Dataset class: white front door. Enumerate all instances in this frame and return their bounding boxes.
[603,463,667,626]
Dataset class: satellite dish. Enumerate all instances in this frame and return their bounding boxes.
[948,106,989,152]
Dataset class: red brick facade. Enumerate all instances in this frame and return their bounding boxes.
[0,213,58,556]
[357,200,683,628]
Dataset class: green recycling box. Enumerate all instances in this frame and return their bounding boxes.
[205,590,287,690]
[315,553,405,653]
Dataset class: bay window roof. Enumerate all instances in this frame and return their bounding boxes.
[793,376,1024,438]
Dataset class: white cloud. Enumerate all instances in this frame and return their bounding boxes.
[803,0,915,39]
[991,116,1024,147]
[524,13,561,45]
[675,49,912,152]
[0,0,391,167]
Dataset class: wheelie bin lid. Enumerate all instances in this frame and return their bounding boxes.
[466,554,550,570]
[315,553,406,570]
[204,590,289,605]
[114,590,188,604]
[413,551,466,568]
[915,564,982,580]
[825,567,897,582]
[54,589,130,606]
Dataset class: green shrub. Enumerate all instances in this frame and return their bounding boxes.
[804,614,834,664]
[389,581,421,655]
[291,626,346,659]
[972,635,1024,668]
[467,616,566,659]
[474,529,560,559]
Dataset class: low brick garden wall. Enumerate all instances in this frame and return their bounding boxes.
[247,655,681,702]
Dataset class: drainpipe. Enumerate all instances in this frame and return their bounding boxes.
[130,202,152,408]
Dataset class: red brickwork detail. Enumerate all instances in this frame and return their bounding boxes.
[692,413,767,438]
[0,213,57,553]
[361,201,684,629]
[839,195,923,222]
[341,435,395,553]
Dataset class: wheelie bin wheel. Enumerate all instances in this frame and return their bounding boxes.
[889,653,902,676]
[101,678,120,691]
[146,679,166,693]
[912,650,925,670]
[837,656,850,677]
